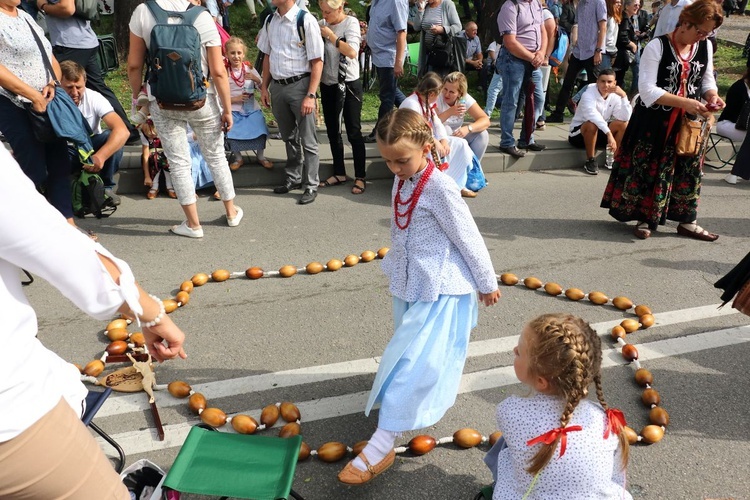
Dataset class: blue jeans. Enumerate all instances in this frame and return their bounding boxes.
[484,71,503,116]
[69,130,123,188]
[0,96,74,219]
[629,47,641,94]
[499,49,536,148]
[519,67,544,147]
[374,65,406,126]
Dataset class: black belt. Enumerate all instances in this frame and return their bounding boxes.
[272,73,310,85]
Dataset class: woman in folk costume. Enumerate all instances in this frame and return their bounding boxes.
[600,0,725,241]
[338,108,500,485]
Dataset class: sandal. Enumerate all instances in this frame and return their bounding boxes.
[167,189,177,199]
[320,175,348,187]
[257,158,273,169]
[676,223,719,242]
[146,189,158,200]
[633,222,651,240]
[213,191,221,200]
[338,450,395,485]
[351,178,366,194]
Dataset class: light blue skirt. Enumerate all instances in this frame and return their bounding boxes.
[365,293,478,432]
[189,140,214,190]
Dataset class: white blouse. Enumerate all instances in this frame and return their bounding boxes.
[0,147,142,443]
[493,394,632,500]
[381,166,498,302]
[637,37,716,108]
[400,93,449,140]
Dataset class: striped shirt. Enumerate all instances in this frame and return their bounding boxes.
[257,4,324,80]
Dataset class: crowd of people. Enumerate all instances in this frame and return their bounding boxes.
[0,0,746,496]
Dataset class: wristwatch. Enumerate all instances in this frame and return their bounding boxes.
[306,93,316,99]
[467,125,473,133]
[595,48,604,53]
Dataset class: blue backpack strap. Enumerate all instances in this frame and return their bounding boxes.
[296,9,306,47]
[145,0,206,25]
[145,0,169,24]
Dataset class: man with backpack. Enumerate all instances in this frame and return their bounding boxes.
[60,60,129,206]
[40,0,141,145]
[258,0,324,205]
[128,0,243,238]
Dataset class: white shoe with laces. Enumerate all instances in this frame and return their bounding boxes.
[227,206,243,227]
[170,221,204,238]
[724,174,738,185]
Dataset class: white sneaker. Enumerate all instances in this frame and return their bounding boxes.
[170,221,204,238]
[227,206,243,227]
[724,174,738,185]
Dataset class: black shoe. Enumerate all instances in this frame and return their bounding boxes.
[583,158,599,175]
[273,182,302,194]
[298,189,317,205]
[364,134,376,144]
[546,112,564,123]
[523,143,547,152]
[498,145,526,158]
[126,130,142,146]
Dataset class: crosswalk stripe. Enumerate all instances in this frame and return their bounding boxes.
[99,322,749,456]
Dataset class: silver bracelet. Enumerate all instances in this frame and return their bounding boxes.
[140,294,166,328]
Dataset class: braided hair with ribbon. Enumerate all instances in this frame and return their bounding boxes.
[524,314,630,475]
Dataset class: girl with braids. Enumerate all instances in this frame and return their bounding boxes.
[338,108,501,485]
[399,72,484,198]
[487,313,631,499]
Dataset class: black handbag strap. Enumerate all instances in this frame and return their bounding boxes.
[24,19,58,85]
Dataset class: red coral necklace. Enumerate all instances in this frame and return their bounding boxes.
[394,160,435,230]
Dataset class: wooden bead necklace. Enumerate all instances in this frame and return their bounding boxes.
[77,250,668,461]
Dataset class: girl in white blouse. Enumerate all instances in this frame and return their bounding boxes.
[338,108,500,486]
[487,313,631,500]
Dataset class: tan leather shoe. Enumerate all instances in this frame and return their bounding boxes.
[461,188,477,198]
[337,450,395,485]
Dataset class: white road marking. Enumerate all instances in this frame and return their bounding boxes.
[98,303,738,418]
[97,305,747,456]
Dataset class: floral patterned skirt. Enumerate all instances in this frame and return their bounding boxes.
[601,104,703,231]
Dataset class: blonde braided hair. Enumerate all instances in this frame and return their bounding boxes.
[376,109,440,169]
[525,314,628,474]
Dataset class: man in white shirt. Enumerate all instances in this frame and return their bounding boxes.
[653,0,692,37]
[567,68,632,175]
[258,0,324,205]
[60,61,129,204]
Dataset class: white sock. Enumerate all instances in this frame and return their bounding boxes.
[351,427,396,472]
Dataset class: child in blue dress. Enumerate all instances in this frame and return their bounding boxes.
[486,313,631,499]
[338,108,501,485]
[224,36,272,170]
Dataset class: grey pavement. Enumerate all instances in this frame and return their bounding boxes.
[27,160,750,499]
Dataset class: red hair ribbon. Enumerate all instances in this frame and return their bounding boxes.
[604,408,627,439]
[526,425,582,458]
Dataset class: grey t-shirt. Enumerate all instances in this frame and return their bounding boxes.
[46,14,99,49]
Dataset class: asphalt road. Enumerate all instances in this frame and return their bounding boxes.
[28,164,750,500]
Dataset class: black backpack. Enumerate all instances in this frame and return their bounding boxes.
[72,171,117,219]
[256,7,308,68]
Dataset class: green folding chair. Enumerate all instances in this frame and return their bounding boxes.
[163,426,304,500]
[406,42,420,77]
